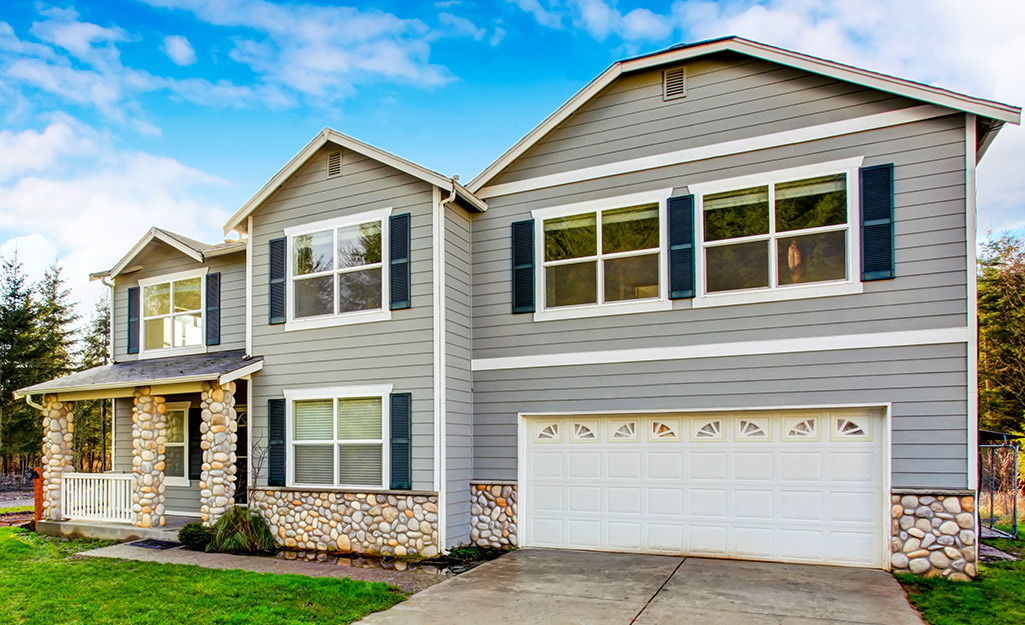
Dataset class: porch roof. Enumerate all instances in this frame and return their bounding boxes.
[14,349,262,399]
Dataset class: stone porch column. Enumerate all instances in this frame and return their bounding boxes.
[41,395,74,521]
[200,380,237,525]
[131,387,166,528]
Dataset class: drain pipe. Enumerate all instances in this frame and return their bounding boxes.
[100,275,115,364]
[23,394,45,412]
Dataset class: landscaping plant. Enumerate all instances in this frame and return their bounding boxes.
[177,522,212,551]
[206,505,278,555]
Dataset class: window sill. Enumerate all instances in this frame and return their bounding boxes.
[692,281,863,308]
[533,298,673,322]
[138,345,208,360]
[285,309,392,332]
[165,478,191,488]
[270,485,434,496]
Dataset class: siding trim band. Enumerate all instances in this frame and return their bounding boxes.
[478,104,950,199]
[470,326,969,371]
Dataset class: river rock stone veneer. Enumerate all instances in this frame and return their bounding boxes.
[41,395,74,521]
[131,388,166,528]
[199,381,237,525]
[890,490,977,580]
[251,489,440,557]
[470,482,517,548]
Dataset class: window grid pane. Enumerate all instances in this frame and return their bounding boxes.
[172,278,202,312]
[337,398,383,440]
[602,204,659,254]
[165,447,186,479]
[166,410,185,443]
[294,400,334,440]
[294,445,334,485]
[338,445,383,487]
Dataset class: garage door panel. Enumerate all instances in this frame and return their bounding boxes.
[734,451,775,481]
[524,411,885,568]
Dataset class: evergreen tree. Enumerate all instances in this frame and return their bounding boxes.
[75,294,112,471]
[978,233,1025,433]
[35,263,79,383]
[0,253,45,472]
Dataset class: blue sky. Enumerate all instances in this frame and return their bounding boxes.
[1,0,1023,316]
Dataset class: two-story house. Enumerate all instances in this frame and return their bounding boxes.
[17,37,1020,579]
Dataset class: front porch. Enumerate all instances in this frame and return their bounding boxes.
[15,350,262,531]
[37,514,196,542]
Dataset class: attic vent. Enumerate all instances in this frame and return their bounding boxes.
[327,150,342,177]
[663,67,686,101]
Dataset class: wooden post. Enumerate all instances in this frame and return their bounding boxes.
[34,467,43,522]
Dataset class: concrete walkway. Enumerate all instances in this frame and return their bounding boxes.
[81,543,446,593]
[358,549,925,625]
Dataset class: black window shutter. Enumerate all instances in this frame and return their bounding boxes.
[390,213,411,310]
[127,286,140,354]
[861,164,895,281]
[668,195,696,299]
[267,398,286,487]
[205,272,221,346]
[269,237,286,324]
[188,407,202,481]
[390,393,412,490]
[511,219,535,313]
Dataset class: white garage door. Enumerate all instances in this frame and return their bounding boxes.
[523,410,885,568]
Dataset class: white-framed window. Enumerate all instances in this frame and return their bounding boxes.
[138,268,208,359]
[284,385,392,489]
[689,158,865,308]
[284,208,392,331]
[164,401,191,487]
[531,189,674,322]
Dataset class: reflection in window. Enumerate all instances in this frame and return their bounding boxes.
[143,277,203,351]
[702,173,849,295]
[542,203,660,309]
[291,220,384,319]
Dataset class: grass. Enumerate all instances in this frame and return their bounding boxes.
[0,527,405,625]
[898,532,1025,625]
[0,505,33,515]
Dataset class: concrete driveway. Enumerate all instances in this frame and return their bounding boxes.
[359,549,924,625]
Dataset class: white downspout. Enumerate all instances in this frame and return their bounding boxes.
[100,275,115,363]
[435,181,458,551]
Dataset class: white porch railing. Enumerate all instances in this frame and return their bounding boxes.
[61,473,134,524]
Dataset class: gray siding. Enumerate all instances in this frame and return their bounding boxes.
[471,57,971,489]
[113,396,202,515]
[113,243,246,362]
[249,145,436,491]
[445,203,473,546]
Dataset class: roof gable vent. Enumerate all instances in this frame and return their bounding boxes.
[327,150,342,177]
[663,67,686,101]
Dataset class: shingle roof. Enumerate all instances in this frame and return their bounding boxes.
[14,350,262,398]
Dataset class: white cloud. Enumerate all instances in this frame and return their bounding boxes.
[0,234,59,287]
[141,0,454,96]
[161,34,197,65]
[0,119,98,181]
[439,12,486,41]
[0,120,231,318]
[490,26,507,47]
[509,0,675,42]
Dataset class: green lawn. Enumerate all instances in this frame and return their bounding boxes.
[0,505,33,514]
[0,527,405,625]
[899,532,1025,625]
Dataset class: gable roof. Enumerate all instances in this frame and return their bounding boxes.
[223,128,487,236]
[468,36,1021,194]
[93,227,246,280]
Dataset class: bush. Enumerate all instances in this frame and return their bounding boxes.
[178,522,212,551]
[447,543,511,562]
[206,506,278,555]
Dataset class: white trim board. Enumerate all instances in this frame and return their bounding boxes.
[965,115,980,491]
[469,35,1020,193]
[478,105,944,198]
[471,327,970,371]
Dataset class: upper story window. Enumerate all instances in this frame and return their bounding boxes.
[138,268,208,356]
[284,208,392,331]
[689,158,864,308]
[531,189,674,321]
[285,385,391,489]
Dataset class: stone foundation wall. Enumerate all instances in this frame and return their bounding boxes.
[41,396,74,521]
[890,490,977,580]
[470,482,517,548]
[250,488,440,558]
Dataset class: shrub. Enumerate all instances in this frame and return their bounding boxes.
[447,543,511,562]
[178,522,212,551]
[206,506,278,555]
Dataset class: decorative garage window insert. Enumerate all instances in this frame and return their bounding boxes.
[572,421,599,441]
[833,415,870,440]
[736,418,770,441]
[609,420,638,441]
[139,268,207,354]
[284,208,391,329]
[287,386,391,489]
[691,418,723,441]
[783,417,818,441]
[535,422,561,442]
[649,419,679,441]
